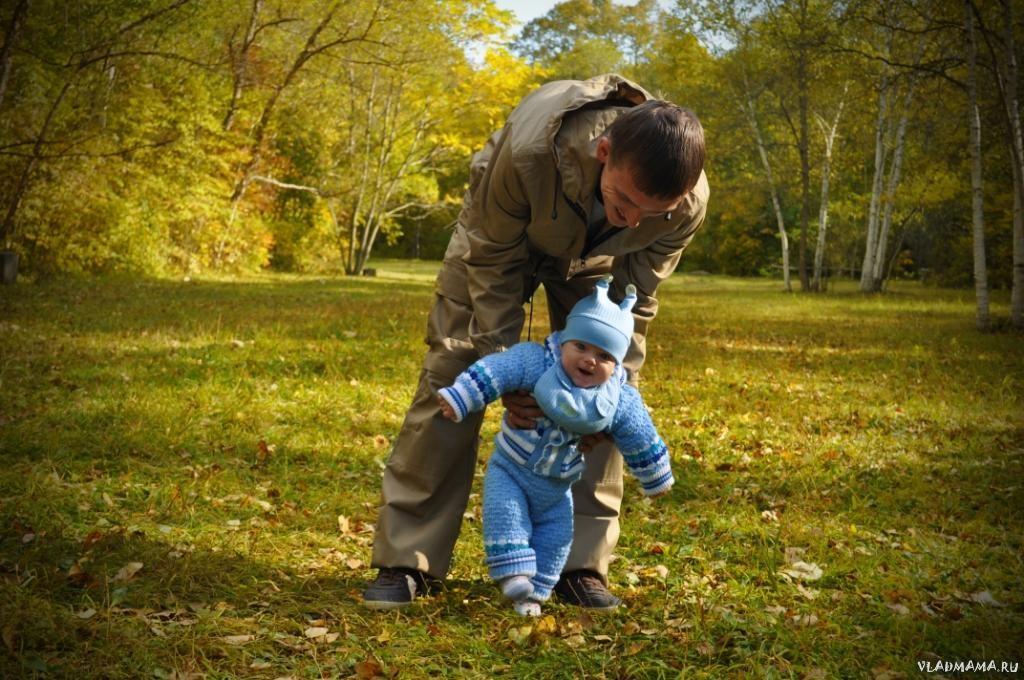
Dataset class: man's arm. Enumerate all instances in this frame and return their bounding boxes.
[612,182,708,378]
[460,125,532,358]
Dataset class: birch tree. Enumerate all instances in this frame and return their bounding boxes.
[965,0,990,330]
[742,78,792,292]
[811,83,846,291]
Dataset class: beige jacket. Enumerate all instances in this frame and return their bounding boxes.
[440,74,710,368]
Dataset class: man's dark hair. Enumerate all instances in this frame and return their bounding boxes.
[606,100,705,199]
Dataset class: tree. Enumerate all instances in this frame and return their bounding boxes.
[965,0,989,329]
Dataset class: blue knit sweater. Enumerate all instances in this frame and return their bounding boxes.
[438,332,674,496]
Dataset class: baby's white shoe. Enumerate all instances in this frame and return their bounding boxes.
[500,575,534,602]
[513,599,542,617]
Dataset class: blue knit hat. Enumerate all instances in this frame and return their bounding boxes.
[561,277,637,363]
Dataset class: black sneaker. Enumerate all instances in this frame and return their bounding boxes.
[554,570,622,611]
[362,568,437,610]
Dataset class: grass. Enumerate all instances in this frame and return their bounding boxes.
[0,260,1021,679]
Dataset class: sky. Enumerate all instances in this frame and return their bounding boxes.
[491,0,644,27]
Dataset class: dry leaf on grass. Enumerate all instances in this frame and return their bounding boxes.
[112,562,143,582]
[781,561,823,582]
[222,634,255,645]
[968,591,1004,607]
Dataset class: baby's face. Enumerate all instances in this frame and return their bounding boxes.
[561,340,616,388]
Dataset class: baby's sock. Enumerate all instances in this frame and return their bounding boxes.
[500,575,534,602]
[513,599,542,617]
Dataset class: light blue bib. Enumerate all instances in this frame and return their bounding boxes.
[532,357,623,435]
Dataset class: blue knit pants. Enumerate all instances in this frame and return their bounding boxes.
[482,450,575,601]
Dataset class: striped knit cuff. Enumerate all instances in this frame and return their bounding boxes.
[437,386,467,422]
[530,573,559,602]
[486,548,536,581]
[641,470,674,497]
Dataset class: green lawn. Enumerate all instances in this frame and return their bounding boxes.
[1,261,1021,678]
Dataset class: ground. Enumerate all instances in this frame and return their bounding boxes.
[0,261,1021,678]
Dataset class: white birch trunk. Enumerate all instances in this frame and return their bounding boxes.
[860,69,890,291]
[871,95,912,290]
[812,86,846,292]
[966,0,990,330]
[743,89,791,292]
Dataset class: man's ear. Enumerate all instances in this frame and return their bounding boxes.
[596,136,611,164]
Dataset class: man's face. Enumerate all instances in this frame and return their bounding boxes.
[595,137,685,228]
[561,339,617,388]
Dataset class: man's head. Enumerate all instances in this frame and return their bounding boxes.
[596,101,705,228]
[561,278,636,388]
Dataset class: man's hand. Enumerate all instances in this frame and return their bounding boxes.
[437,395,457,421]
[501,390,542,429]
[579,431,613,454]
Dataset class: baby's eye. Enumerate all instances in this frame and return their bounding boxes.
[575,342,586,350]
[599,352,614,362]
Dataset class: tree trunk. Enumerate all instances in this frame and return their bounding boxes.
[0,0,29,111]
[812,87,846,292]
[861,68,890,292]
[744,89,791,292]
[871,96,912,291]
[0,80,70,247]
[223,0,263,132]
[966,0,990,330]
[796,6,811,291]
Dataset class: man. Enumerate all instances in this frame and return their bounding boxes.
[363,74,709,610]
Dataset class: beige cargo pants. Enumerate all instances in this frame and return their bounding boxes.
[371,228,640,582]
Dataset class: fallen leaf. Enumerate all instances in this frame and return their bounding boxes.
[338,515,351,534]
[782,561,823,582]
[765,605,787,616]
[593,634,613,643]
[886,603,910,616]
[535,615,557,635]
[968,591,1004,607]
[76,608,97,619]
[355,660,383,679]
[304,627,329,638]
[373,435,389,449]
[112,562,143,582]
[796,585,819,600]
[564,634,586,648]
[508,626,532,645]
[222,634,255,645]
[250,661,273,670]
[803,669,829,680]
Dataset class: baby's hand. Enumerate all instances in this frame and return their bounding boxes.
[437,395,456,420]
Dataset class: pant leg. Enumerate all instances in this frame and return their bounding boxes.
[371,290,483,579]
[529,483,575,601]
[539,260,626,581]
[482,456,536,582]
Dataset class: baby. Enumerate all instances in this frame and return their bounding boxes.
[438,277,673,616]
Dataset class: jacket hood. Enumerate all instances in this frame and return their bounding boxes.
[505,75,651,205]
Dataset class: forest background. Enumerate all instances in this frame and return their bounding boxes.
[1,0,1022,330]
